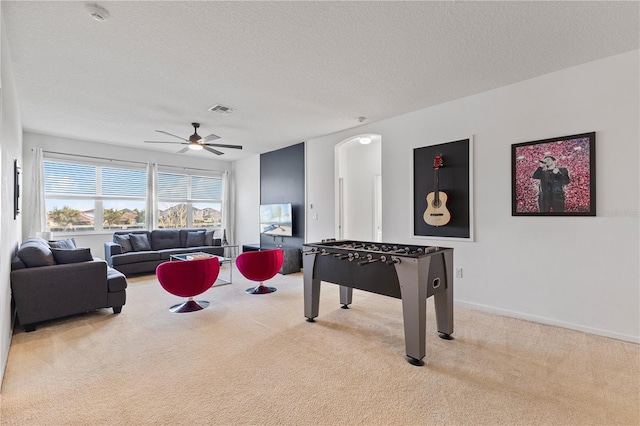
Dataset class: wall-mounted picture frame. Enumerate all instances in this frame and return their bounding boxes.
[412,137,474,241]
[14,159,22,219]
[512,132,595,216]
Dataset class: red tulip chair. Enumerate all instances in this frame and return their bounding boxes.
[236,249,284,294]
[156,257,220,313]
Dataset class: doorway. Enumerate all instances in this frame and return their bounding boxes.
[336,134,382,241]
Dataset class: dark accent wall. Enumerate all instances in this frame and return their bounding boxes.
[260,142,305,250]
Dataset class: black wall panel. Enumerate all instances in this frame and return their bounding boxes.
[260,143,305,250]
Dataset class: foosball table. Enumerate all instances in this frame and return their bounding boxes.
[303,240,454,366]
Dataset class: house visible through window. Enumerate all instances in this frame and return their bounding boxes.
[43,157,225,234]
[157,170,223,229]
[44,160,147,233]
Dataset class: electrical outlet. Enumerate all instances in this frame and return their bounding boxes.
[455,268,463,278]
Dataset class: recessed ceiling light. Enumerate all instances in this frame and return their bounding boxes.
[359,137,372,145]
[86,4,110,21]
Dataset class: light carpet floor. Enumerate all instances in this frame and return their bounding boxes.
[1,271,638,425]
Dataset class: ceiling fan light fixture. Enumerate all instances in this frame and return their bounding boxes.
[189,142,204,151]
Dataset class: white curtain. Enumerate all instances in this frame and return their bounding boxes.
[222,170,234,244]
[146,162,158,229]
[27,148,46,238]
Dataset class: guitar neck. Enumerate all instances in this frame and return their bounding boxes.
[433,168,440,203]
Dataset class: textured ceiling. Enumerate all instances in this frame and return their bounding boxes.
[3,1,638,162]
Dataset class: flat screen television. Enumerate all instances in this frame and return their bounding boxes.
[260,203,293,236]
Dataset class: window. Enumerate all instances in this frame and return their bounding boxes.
[44,160,147,233]
[157,170,223,230]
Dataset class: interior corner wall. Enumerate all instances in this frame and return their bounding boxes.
[232,155,261,247]
[0,6,24,390]
[306,50,640,342]
[260,143,305,250]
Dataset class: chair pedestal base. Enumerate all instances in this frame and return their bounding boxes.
[169,299,210,313]
[246,284,277,295]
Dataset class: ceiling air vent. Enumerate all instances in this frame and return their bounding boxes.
[208,104,235,114]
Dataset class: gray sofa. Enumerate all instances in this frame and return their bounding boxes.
[104,228,224,276]
[11,237,127,332]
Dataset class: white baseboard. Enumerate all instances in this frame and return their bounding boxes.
[454,299,640,344]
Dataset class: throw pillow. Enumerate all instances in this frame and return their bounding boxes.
[48,238,77,249]
[204,230,214,246]
[129,233,152,251]
[51,248,93,264]
[17,240,56,267]
[114,234,133,253]
[186,231,206,247]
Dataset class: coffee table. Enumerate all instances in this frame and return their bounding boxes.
[170,252,234,286]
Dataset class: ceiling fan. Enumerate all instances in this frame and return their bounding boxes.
[144,122,242,155]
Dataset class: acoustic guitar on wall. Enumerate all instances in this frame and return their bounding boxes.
[423,155,451,227]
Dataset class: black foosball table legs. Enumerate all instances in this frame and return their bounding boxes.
[406,334,453,366]
[439,333,454,340]
[407,357,425,366]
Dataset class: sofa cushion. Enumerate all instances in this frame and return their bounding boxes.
[106,267,128,292]
[205,230,214,246]
[151,229,180,250]
[17,239,56,267]
[111,251,161,266]
[51,248,93,264]
[178,229,204,247]
[114,234,133,253]
[48,238,77,249]
[129,233,151,251]
[11,256,27,271]
[186,231,206,247]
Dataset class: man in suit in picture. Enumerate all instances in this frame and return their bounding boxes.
[532,155,571,212]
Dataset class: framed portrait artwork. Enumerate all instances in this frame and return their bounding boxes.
[413,137,474,240]
[511,132,596,216]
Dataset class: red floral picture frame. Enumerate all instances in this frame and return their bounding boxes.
[512,132,596,216]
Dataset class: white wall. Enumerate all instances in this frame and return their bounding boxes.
[21,132,231,258]
[304,50,640,342]
[0,6,24,389]
[232,155,260,247]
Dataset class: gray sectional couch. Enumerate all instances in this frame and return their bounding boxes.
[104,228,224,276]
[11,237,127,332]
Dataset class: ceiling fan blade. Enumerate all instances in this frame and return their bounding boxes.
[204,143,243,150]
[203,146,224,155]
[156,130,189,142]
[177,147,190,154]
[144,141,187,144]
[201,133,221,143]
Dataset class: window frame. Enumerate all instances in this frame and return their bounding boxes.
[42,155,226,235]
[156,167,224,230]
[44,156,148,235]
